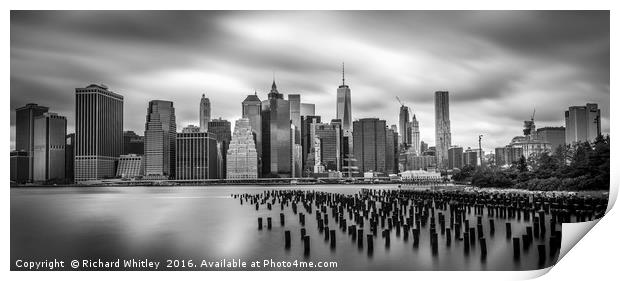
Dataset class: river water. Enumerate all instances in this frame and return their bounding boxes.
[11,185,559,270]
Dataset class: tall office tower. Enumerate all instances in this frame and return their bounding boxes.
[123,131,145,155]
[420,141,428,154]
[448,146,464,170]
[208,118,232,179]
[15,103,49,182]
[434,91,452,170]
[176,130,219,180]
[32,112,66,182]
[565,103,601,144]
[536,127,566,153]
[291,124,303,177]
[301,115,321,175]
[289,94,301,139]
[385,126,397,174]
[399,105,410,146]
[353,118,387,173]
[144,100,176,179]
[336,63,352,132]
[312,122,341,171]
[65,133,75,182]
[411,115,420,155]
[227,118,258,179]
[199,94,211,132]
[301,103,316,117]
[261,79,292,177]
[242,92,262,163]
[75,84,123,181]
[116,154,144,178]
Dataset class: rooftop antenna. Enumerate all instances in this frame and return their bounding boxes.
[342,62,345,85]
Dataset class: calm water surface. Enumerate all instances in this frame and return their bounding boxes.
[11,185,558,270]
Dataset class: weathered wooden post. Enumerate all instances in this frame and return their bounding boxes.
[258,217,263,230]
[280,213,285,226]
[285,230,291,249]
[513,237,521,259]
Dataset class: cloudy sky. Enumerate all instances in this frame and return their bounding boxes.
[10,11,609,152]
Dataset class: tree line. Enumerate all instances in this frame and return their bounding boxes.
[452,135,610,191]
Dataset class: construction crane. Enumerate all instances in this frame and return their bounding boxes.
[531,108,536,121]
[395,96,404,106]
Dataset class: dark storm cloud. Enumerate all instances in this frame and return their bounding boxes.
[10,11,609,152]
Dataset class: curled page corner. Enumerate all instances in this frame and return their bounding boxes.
[557,219,600,262]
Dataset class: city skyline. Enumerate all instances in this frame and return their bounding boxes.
[10,11,610,153]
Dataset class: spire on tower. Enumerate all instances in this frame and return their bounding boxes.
[342,62,345,85]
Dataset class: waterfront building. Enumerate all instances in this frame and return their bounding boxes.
[401,170,441,181]
[144,100,176,179]
[116,154,143,179]
[33,112,67,182]
[448,146,463,170]
[208,118,232,179]
[176,130,219,180]
[565,103,601,144]
[536,127,566,153]
[386,126,399,174]
[336,64,352,132]
[123,131,144,155]
[199,94,211,132]
[353,118,386,174]
[434,91,452,170]
[226,118,258,179]
[261,79,292,177]
[15,103,49,182]
[75,84,123,181]
[65,133,75,182]
[10,150,29,183]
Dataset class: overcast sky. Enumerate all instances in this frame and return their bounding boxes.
[10,11,609,152]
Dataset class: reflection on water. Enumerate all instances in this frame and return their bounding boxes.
[11,185,562,270]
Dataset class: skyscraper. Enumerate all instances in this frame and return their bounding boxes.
[208,118,232,179]
[385,126,398,174]
[301,115,321,175]
[537,127,566,153]
[75,84,123,181]
[261,79,291,177]
[411,114,420,155]
[312,122,342,171]
[353,118,387,173]
[176,130,219,180]
[399,105,410,146]
[33,112,66,182]
[65,133,75,182]
[199,94,211,132]
[336,63,352,132]
[144,100,176,179]
[434,91,452,170]
[15,103,49,182]
[227,118,258,179]
[448,146,463,170]
[565,103,601,144]
[301,103,315,117]
[242,92,262,164]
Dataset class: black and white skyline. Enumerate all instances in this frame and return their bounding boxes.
[10,11,610,152]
